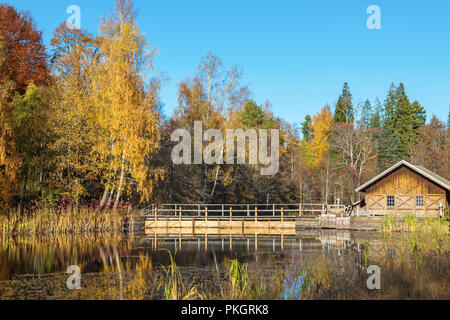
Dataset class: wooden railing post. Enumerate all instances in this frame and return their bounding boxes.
[155,207,158,222]
[179,207,182,223]
[281,207,284,222]
[230,207,233,222]
[205,207,208,222]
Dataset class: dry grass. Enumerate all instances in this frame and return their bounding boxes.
[0,207,129,236]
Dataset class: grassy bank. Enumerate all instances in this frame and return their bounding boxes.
[0,207,130,237]
[304,217,449,299]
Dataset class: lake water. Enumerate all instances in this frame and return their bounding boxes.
[0,230,394,299]
[0,230,375,279]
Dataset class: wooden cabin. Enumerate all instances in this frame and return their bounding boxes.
[355,160,449,217]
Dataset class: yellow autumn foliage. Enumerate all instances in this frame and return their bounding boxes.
[310,106,333,166]
[91,1,163,204]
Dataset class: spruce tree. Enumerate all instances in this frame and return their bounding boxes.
[301,115,312,141]
[377,127,403,171]
[381,83,426,161]
[334,82,354,123]
[447,105,450,130]
[383,83,397,131]
[369,97,382,128]
[361,99,372,126]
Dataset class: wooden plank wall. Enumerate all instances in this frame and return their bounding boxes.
[365,166,446,217]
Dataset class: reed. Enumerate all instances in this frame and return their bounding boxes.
[160,250,204,300]
[0,206,130,237]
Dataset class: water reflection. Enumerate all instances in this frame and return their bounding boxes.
[0,230,374,281]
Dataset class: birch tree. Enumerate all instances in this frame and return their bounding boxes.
[92,0,162,208]
[331,123,378,202]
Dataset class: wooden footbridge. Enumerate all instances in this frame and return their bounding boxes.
[142,203,349,236]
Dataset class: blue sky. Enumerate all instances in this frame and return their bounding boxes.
[6,0,450,123]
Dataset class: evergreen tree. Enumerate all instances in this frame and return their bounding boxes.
[238,100,274,129]
[381,83,426,160]
[301,115,312,141]
[334,82,354,123]
[447,105,450,130]
[361,99,372,127]
[383,83,397,130]
[376,127,402,171]
[369,97,382,128]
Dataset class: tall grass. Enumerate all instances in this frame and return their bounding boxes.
[302,217,450,299]
[160,250,204,300]
[0,206,130,237]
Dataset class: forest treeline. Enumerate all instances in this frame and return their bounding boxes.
[0,0,449,211]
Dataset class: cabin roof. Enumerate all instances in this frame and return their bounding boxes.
[355,160,450,193]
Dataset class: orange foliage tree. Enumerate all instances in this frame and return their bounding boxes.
[0,39,21,208]
[0,4,49,93]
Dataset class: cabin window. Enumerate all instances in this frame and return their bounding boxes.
[387,196,395,207]
[416,196,424,207]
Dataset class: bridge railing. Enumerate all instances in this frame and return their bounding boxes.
[142,203,346,218]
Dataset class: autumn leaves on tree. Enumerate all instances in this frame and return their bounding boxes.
[1,1,163,209]
[0,0,448,210]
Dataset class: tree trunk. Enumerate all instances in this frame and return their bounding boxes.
[207,165,220,204]
[325,157,330,204]
[20,170,28,205]
[108,188,115,207]
[114,149,126,210]
[100,143,115,209]
[100,187,110,210]
[202,164,208,203]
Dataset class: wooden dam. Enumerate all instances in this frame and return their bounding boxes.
[141,203,349,237]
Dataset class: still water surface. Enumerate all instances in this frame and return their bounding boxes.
[0,230,373,281]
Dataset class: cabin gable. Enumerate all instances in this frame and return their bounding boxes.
[365,166,446,196]
[357,163,448,217]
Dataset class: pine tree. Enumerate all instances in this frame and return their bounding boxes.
[376,127,402,171]
[381,83,426,160]
[334,82,354,123]
[383,83,397,130]
[361,99,372,127]
[301,115,312,141]
[369,97,382,128]
[447,105,449,130]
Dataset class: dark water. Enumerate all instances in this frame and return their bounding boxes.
[0,230,372,281]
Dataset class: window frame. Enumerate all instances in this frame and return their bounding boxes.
[416,195,424,208]
[386,195,395,208]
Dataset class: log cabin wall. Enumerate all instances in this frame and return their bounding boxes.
[365,166,447,217]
